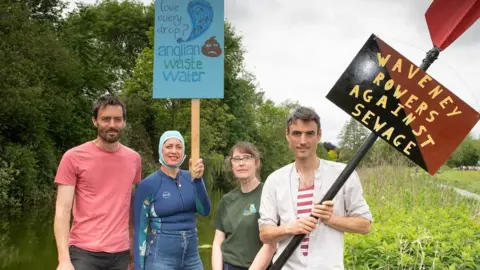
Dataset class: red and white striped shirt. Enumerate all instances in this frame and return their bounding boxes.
[297,185,314,256]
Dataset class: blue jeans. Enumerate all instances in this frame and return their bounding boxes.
[144,229,203,270]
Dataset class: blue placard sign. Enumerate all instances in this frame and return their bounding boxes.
[153,0,224,99]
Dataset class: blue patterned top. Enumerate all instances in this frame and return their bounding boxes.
[132,169,211,269]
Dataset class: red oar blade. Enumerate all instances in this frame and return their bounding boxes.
[425,0,480,50]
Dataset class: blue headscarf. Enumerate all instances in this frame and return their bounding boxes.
[158,130,187,169]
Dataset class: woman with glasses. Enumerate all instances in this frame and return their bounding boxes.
[212,141,276,270]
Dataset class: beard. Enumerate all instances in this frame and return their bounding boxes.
[98,128,122,143]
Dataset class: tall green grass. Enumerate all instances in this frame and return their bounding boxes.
[344,166,480,269]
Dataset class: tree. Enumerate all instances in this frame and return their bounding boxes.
[446,134,480,167]
[9,0,67,23]
[473,135,480,165]
[0,1,93,207]
[255,100,297,179]
[316,143,329,160]
[337,118,370,162]
[220,23,264,148]
[60,0,155,93]
[367,139,411,167]
[323,142,337,152]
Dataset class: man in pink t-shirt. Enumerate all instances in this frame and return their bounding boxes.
[54,93,142,270]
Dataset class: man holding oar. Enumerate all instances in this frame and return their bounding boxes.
[258,106,373,269]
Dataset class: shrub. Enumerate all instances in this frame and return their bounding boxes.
[344,166,480,269]
[0,159,20,209]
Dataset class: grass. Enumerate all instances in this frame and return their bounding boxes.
[344,166,480,269]
[432,170,480,195]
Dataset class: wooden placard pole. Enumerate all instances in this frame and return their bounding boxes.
[190,99,200,177]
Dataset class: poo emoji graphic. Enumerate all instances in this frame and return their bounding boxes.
[201,36,222,57]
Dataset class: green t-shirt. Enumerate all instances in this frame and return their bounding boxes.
[214,183,264,268]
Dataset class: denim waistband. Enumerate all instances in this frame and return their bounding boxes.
[150,228,197,236]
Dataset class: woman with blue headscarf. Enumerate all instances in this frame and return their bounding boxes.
[132,130,211,270]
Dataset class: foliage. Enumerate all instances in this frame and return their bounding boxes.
[254,100,297,180]
[0,0,94,207]
[0,158,20,209]
[337,118,370,162]
[323,141,337,152]
[446,134,480,167]
[316,143,329,160]
[327,150,338,161]
[344,166,480,269]
[8,0,68,23]
[59,0,154,93]
[366,139,413,168]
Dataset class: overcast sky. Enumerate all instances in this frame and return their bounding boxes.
[68,0,480,144]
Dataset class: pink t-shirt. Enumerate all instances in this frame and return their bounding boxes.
[55,141,142,253]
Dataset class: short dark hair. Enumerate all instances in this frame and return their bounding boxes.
[286,106,321,133]
[92,93,127,120]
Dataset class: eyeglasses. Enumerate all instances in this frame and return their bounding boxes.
[231,155,255,164]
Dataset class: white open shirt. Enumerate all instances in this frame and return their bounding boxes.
[258,159,373,270]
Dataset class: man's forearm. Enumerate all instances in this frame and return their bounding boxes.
[324,215,371,234]
[249,244,276,270]
[54,211,71,263]
[259,225,290,244]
